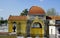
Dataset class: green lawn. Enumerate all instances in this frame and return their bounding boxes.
[0,35,17,38]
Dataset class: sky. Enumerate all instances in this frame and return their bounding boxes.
[0,0,60,19]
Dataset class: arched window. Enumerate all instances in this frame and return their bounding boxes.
[13,22,16,32]
[32,22,42,28]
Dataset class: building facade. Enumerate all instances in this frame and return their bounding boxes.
[47,16,60,38]
[8,6,60,38]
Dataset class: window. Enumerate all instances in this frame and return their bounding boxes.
[32,22,42,28]
[56,20,60,24]
[38,15,44,17]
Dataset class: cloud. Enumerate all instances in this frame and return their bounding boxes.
[0,9,4,11]
[40,0,44,2]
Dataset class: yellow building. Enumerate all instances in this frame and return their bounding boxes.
[8,6,46,38]
[8,16,27,36]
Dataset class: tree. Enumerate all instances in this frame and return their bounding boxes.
[20,9,28,16]
[0,20,7,26]
[0,17,3,20]
[0,17,3,25]
[46,8,58,16]
[4,20,8,24]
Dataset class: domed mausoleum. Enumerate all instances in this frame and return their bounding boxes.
[8,6,60,38]
[8,6,45,38]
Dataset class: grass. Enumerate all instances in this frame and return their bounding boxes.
[0,35,17,38]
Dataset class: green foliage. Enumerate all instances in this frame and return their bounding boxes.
[4,20,8,23]
[46,8,58,16]
[20,9,28,16]
[0,20,7,25]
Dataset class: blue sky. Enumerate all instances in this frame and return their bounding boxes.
[0,0,60,19]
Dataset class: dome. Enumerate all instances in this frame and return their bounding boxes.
[28,6,45,15]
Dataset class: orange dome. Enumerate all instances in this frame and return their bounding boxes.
[28,6,45,15]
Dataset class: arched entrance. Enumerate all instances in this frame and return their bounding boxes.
[13,22,16,32]
[30,17,45,38]
[30,22,44,38]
